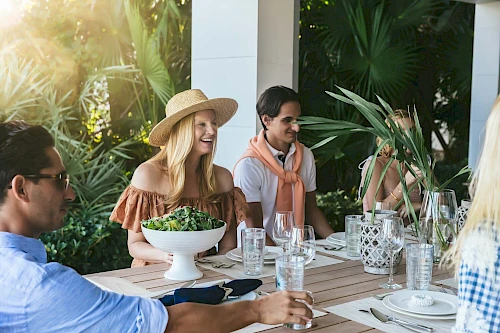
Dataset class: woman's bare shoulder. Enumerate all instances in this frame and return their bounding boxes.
[131,161,168,192]
[213,165,234,193]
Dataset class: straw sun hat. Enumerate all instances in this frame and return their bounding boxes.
[148,89,238,147]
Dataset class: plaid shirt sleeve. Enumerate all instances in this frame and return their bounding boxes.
[453,244,500,333]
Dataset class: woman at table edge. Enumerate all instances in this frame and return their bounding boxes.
[110,89,251,267]
[360,109,423,218]
[443,95,500,332]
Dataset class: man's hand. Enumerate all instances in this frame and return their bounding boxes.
[253,291,313,326]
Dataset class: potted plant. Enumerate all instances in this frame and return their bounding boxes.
[300,87,470,265]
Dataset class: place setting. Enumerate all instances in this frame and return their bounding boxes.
[316,215,362,260]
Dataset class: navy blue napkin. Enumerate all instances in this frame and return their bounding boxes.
[160,279,262,306]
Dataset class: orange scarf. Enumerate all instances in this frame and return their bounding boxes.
[234,130,305,226]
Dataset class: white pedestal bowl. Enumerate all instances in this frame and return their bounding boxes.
[141,223,226,281]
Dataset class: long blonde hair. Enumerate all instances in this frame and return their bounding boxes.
[443,95,500,274]
[150,113,218,209]
[376,109,412,157]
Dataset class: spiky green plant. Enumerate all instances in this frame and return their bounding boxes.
[299,87,470,231]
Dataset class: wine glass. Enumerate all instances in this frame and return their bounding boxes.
[290,225,316,265]
[273,211,295,254]
[379,217,405,289]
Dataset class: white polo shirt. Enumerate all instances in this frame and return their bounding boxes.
[233,140,317,239]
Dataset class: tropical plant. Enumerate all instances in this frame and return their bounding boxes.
[298,0,474,192]
[300,87,470,230]
[0,0,193,272]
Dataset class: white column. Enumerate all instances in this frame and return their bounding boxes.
[468,2,500,169]
[192,0,300,171]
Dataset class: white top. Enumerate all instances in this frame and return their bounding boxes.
[233,140,317,239]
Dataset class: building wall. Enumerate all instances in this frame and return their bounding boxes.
[191,0,299,171]
[469,2,500,168]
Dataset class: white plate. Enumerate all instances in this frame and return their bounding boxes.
[223,291,257,304]
[326,232,346,246]
[225,251,275,265]
[228,248,279,260]
[383,297,456,320]
[387,290,458,316]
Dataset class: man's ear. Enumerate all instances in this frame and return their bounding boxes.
[262,115,271,126]
[10,175,29,202]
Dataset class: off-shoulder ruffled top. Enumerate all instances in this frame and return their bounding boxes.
[110,185,250,267]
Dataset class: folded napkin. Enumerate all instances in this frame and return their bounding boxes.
[160,279,262,306]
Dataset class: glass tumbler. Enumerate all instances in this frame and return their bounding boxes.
[275,255,312,330]
[241,228,266,275]
[345,215,362,257]
[406,243,434,290]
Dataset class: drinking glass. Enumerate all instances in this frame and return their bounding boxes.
[275,255,312,330]
[273,211,295,254]
[406,243,434,290]
[345,215,362,257]
[241,228,266,275]
[379,217,405,289]
[290,225,316,265]
[376,201,393,211]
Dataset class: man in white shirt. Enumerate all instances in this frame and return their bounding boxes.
[234,86,334,244]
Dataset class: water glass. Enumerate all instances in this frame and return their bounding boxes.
[290,225,316,265]
[406,243,434,290]
[275,255,312,329]
[345,215,362,257]
[241,228,266,276]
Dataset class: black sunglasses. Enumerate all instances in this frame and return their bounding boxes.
[8,173,71,191]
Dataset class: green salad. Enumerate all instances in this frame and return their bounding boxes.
[141,206,225,231]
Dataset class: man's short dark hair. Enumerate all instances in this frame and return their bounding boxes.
[256,86,299,130]
[0,121,55,204]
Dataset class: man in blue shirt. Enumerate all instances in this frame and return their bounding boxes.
[0,121,312,332]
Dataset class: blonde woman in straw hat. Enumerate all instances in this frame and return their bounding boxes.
[359,109,423,217]
[110,89,250,267]
[442,95,500,332]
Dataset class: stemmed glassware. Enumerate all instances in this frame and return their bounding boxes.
[273,211,295,254]
[290,225,316,265]
[379,217,405,289]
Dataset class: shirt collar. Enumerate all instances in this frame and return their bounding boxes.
[0,232,47,263]
[264,140,297,158]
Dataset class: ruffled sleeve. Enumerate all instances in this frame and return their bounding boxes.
[217,187,251,228]
[109,185,168,233]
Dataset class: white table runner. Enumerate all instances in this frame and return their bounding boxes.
[197,253,343,280]
[436,277,458,289]
[233,308,327,333]
[323,293,455,333]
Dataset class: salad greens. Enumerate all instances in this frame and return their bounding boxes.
[141,206,225,231]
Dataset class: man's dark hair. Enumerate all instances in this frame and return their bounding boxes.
[0,121,55,204]
[256,86,299,130]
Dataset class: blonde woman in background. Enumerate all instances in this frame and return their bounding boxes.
[360,109,423,217]
[111,89,249,267]
[443,95,500,332]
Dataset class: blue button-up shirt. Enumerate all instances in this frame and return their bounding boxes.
[0,232,168,332]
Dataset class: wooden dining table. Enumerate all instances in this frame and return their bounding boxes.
[85,249,454,333]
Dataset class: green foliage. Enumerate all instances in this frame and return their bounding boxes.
[316,189,362,232]
[0,0,192,273]
[40,209,131,274]
[301,87,471,226]
[299,0,474,191]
